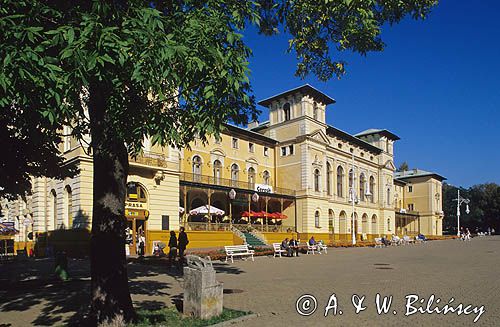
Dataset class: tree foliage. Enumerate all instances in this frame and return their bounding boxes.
[0,0,439,167]
[397,161,410,172]
[443,182,500,232]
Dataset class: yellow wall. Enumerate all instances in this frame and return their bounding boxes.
[147,230,236,251]
[262,232,298,245]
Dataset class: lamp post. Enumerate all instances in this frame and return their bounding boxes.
[453,189,470,236]
[349,152,359,245]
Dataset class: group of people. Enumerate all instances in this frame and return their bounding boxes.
[280,237,300,257]
[380,233,426,246]
[280,236,326,256]
[152,227,189,267]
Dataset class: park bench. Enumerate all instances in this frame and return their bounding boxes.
[374,238,385,248]
[224,245,254,263]
[272,243,286,257]
[304,242,318,255]
[402,235,414,245]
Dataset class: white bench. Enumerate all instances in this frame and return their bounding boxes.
[273,243,287,257]
[374,238,384,248]
[317,242,328,254]
[224,245,255,263]
[304,243,317,255]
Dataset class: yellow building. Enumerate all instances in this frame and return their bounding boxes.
[394,169,446,236]
[1,84,446,254]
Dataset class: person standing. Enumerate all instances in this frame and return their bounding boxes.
[178,227,189,265]
[168,231,178,266]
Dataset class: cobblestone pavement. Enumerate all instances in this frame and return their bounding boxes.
[0,236,498,326]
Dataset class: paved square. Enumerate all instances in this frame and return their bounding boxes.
[0,237,498,326]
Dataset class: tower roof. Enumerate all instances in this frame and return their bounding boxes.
[355,128,400,141]
[395,169,447,182]
[257,84,336,107]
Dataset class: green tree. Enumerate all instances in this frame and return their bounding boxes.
[1,0,438,324]
[443,182,500,233]
[397,161,410,172]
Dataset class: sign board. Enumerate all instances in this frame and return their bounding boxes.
[125,201,145,209]
[255,184,273,194]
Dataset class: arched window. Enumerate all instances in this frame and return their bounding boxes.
[263,170,270,185]
[192,155,202,182]
[328,209,334,233]
[326,162,332,195]
[283,103,291,121]
[231,164,239,187]
[371,214,378,235]
[359,174,366,202]
[337,166,344,197]
[313,102,319,120]
[126,182,147,203]
[50,189,57,230]
[64,185,73,229]
[348,169,354,188]
[315,210,320,228]
[387,218,391,231]
[387,188,391,206]
[369,176,375,203]
[314,169,320,192]
[248,167,256,188]
[213,160,222,185]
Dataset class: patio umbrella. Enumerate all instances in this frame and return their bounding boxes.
[241,210,257,217]
[189,205,225,216]
[271,212,288,219]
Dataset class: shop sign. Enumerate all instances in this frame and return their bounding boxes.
[125,201,144,209]
[255,184,273,194]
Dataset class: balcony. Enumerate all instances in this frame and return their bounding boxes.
[395,208,420,217]
[129,151,169,168]
[180,172,295,196]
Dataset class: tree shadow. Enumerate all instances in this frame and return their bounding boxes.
[0,255,242,325]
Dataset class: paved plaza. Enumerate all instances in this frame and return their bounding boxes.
[1,237,499,326]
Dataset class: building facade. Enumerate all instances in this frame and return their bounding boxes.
[1,85,445,253]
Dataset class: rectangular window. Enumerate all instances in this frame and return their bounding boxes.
[281,147,287,156]
[289,145,294,155]
[408,185,413,192]
[249,142,254,153]
[232,138,239,149]
[408,204,414,211]
[63,125,72,152]
[263,147,269,157]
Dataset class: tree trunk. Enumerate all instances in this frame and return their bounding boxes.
[88,82,136,325]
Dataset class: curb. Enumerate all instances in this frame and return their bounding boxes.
[210,313,259,326]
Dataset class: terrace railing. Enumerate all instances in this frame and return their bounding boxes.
[180,172,295,196]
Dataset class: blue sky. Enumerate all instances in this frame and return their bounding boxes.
[243,1,500,188]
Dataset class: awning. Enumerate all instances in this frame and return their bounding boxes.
[189,205,225,216]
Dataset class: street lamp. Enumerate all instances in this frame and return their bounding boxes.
[453,189,470,236]
[349,152,359,245]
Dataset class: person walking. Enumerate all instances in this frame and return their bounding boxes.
[178,227,189,265]
[168,231,178,266]
[465,228,471,241]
